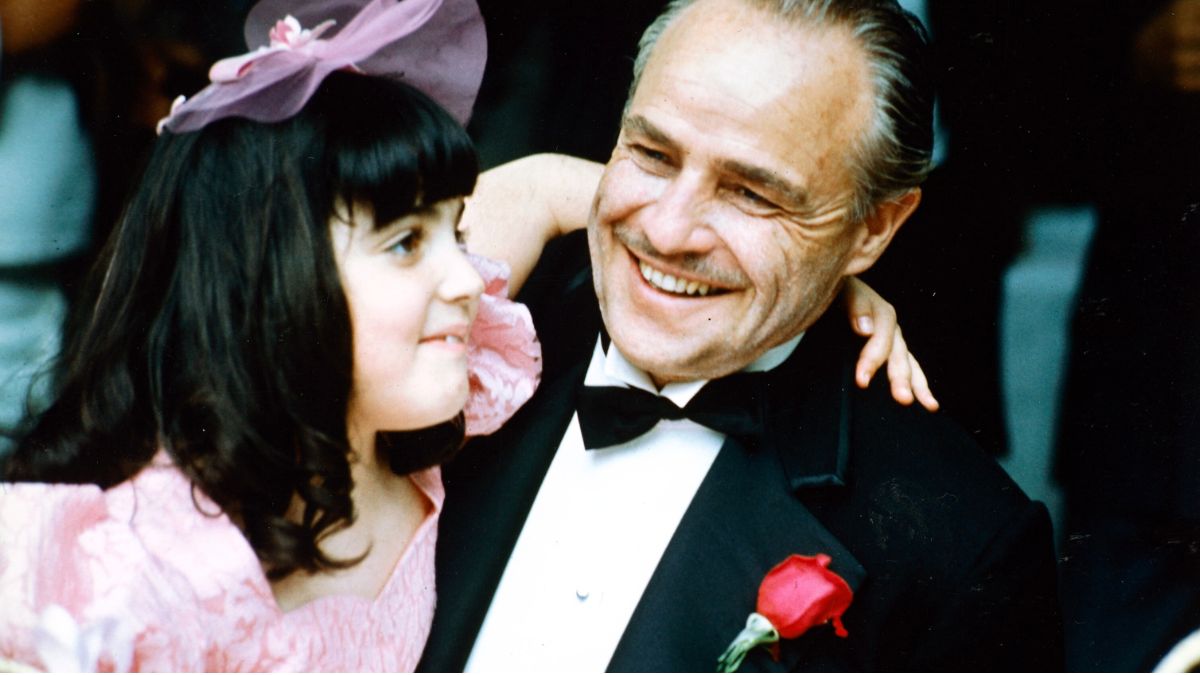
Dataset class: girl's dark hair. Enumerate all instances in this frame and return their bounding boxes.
[3,71,478,579]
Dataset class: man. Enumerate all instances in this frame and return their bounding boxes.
[421,0,1062,670]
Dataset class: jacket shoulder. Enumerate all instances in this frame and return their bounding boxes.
[806,376,1063,669]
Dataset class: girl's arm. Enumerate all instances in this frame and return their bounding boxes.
[463,153,602,296]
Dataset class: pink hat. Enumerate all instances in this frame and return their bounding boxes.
[158,0,486,134]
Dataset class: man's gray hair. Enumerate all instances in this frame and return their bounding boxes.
[628,0,934,224]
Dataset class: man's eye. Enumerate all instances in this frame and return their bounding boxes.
[734,186,778,211]
[741,187,766,203]
[634,145,670,164]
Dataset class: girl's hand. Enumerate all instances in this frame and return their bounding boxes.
[843,277,939,412]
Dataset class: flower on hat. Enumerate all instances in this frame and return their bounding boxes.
[716,553,853,672]
[155,95,189,136]
[268,15,337,50]
[209,15,337,83]
[156,0,487,135]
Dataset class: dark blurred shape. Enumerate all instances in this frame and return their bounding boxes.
[1047,0,1200,670]
[75,1,249,250]
[2,0,250,285]
[863,1,1029,457]
[0,1,250,460]
[468,0,666,167]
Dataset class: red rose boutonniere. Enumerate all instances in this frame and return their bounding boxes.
[716,553,853,673]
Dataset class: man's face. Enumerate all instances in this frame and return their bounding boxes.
[588,0,876,385]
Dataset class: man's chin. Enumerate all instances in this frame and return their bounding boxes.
[609,326,732,385]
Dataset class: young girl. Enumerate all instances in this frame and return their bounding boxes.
[0,0,930,670]
[0,0,525,667]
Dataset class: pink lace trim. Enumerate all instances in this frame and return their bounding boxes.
[464,254,541,436]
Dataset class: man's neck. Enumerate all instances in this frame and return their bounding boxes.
[598,333,806,405]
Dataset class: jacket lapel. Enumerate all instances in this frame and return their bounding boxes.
[608,313,867,672]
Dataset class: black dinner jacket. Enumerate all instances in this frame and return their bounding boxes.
[419,232,1063,672]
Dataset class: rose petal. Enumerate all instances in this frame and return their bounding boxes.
[756,553,853,640]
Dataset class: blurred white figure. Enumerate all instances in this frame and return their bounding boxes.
[0,1,97,456]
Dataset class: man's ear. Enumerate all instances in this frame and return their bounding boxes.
[842,188,921,276]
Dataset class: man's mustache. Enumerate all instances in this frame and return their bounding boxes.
[611,223,750,288]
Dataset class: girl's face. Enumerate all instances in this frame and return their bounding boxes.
[332,198,483,443]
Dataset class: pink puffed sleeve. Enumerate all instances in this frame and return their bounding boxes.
[0,483,147,671]
[0,470,257,672]
[464,254,542,436]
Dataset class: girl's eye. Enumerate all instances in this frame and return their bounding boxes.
[387,228,421,257]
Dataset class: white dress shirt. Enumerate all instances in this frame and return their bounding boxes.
[464,334,802,672]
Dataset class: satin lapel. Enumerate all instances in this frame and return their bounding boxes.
[607,312,866,673]
[418,240,599,672]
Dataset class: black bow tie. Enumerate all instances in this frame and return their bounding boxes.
[576,371,767,449]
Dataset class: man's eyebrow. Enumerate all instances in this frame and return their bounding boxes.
[719,159,811,210]
[622,114,676,149]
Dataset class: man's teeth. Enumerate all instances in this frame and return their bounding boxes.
[445,335,463,344]
[639,261,712,296]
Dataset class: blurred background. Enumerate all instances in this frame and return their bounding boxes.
[1,0,1197,669]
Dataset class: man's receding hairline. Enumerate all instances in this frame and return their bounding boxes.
[627,0,934,223]
[625,2,872,216]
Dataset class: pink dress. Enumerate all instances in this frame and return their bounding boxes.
[0,255,540,672]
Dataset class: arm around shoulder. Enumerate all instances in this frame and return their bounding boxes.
[463,153,602,297]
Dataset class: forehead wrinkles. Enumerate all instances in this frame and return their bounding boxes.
[636,1,872,209]
[617,4,872,239]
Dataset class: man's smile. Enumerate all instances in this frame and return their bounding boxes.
[614,227,741,299]
[636,259,727,297]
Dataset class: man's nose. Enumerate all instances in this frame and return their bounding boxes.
[641,170,720,256]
